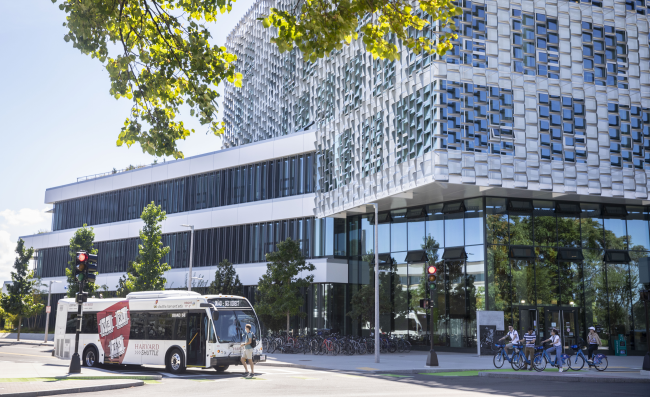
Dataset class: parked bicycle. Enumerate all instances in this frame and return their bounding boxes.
[532,344,570,372]
[567,344,608,371]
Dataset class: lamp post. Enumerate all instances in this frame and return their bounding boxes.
[42,280,61,343]
[369,203,379,364]
[181,224,195,291]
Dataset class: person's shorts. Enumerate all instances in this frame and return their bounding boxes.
[241,349,253,360]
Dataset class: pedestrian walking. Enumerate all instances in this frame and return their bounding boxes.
[498,325,520,355]
[587,326,602,360]
[523,327,536,371]
[241,324,255,377]
[541,328,564,372]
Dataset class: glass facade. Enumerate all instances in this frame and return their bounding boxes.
[51,153,315,231]
[35,216,343,278]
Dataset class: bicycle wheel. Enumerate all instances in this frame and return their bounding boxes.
[593,355,608,371]
[388,341,397,353]
[397,341,405,353]
[268,340,277,354]
[510,353,524,371]
[533,353,546,372]
[569,354,585,371]
[493,352,505,368]
[403,340,412,353]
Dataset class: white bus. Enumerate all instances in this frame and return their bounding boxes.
[53,290,265,374]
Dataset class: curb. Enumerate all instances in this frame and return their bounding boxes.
[53,375,162,380]
[478,372,650,383]
[0,380,144,397]
[259,362,491,374]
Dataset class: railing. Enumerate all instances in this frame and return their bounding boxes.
[77,162,160,182]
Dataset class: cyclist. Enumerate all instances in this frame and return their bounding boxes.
[540,328,564,372]
[587,326,602,360]
[522,327,536,371]
[498,325,520,355]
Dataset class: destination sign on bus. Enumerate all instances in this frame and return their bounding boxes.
[210,298,250,308]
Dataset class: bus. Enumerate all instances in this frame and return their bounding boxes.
[53,290,265,374]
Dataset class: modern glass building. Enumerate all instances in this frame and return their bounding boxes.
[21,0,650,354]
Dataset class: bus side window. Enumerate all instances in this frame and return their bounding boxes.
[174,315,187,340]
[148,313,174,340]
[65,313,76,334]
[82,313,98,334]
[130,312,146,340]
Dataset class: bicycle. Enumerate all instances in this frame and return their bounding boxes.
[532,344,570,372]
[509,344,532,370]
[492,344,518,368]
[567,344,608,371]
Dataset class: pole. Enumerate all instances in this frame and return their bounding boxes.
[68,281,83,374]
[188,226,194,291]
[43,281,52,343]
[371,203,380,364]
[642,296,650,371]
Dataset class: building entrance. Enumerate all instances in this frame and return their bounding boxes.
[518,307,538,338]
[545,308,580,352]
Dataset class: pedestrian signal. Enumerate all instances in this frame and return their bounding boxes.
[419,299,431,309]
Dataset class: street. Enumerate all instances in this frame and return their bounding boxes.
[0,340,647,397]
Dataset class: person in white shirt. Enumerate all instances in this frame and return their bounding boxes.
[498,325,520,355]
[541,328,564,372]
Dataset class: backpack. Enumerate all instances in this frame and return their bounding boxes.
[250,333,257,348]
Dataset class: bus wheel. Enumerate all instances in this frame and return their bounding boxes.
[214,365,229,373]
[83,346,99,367]
[166,348,185,374]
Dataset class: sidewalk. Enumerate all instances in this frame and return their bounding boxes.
[0,379,144,397]
[260,350,648,381]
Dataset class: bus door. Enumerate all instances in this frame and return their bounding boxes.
[187,312,206,367]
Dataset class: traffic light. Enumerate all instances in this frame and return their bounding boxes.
[86,254,98,283]
[75,251,98,283]
[75,251,87,282]
[427,265,438,290]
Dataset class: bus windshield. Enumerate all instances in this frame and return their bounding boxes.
[213,309,259,343]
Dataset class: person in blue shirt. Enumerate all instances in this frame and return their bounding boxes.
[240,324,255,377]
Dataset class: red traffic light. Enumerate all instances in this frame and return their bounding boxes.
[77,252,87,262]
[427,265,437,275]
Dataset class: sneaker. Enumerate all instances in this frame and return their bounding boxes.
[248,373,255,378]
[528,367,533,371]
[243,372,249,377]
[559,367,563,373]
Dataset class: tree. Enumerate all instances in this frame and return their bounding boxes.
[209,259,242,295]
[122,202,171,292]
[53,0,459,158]
[66,225,98,298]
[1,239,43,341]
[255,238,314,336]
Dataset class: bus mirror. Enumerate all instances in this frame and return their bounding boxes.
[212,311,219,321]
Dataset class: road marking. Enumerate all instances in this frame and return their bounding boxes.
[0,352,53,358]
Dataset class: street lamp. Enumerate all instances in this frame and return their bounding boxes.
[181,224,195,291]
[369,203,379,364]
[42,280,61,343]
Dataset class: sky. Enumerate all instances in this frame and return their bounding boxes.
[0,0,254,284]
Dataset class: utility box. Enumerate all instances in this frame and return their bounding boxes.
[614,334,627,356]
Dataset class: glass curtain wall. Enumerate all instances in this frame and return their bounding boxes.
[486,197,649,353]
[347,198,485,348]
[52,153,315,231]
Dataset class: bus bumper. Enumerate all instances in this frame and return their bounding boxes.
[255,354,266,363]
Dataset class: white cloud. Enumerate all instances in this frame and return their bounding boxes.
[0,230,15,283]
[0,208,48,228]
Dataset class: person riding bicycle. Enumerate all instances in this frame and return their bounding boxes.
[540,328,564,372]
[587,326,602,361]
[498,325,520,355]
[522,327,536,371]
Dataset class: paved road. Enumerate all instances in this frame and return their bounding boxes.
[0,340,646,397]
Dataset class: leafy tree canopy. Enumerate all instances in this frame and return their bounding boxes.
[121,202,171,292]
[53,0,459,158]
[262,0,460,61]
[209,259,242,295]
[66,224,98,297]
[255,238,314,334]
[0,239,43,340]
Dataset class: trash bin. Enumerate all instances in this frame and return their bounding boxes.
[614,334,627,356]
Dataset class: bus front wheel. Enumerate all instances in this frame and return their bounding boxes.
[214,365,229,373]
[166,348,185,374]
[83,346,99,367]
